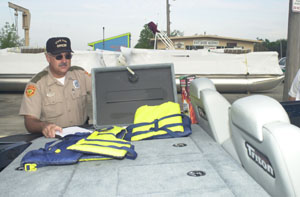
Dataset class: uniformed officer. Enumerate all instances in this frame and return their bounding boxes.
[19,37,92,138]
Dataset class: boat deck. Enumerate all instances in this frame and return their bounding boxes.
[0,124,269,196]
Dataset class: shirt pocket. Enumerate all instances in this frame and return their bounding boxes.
[72,88,87,110]
[43,95,64,119]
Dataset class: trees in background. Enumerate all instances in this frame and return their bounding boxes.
[134,24,155,49]
[254,38,287,58]
[0,22,23,49]
[169,29,184,37]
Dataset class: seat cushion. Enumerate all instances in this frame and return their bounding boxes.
[230,95,289,142]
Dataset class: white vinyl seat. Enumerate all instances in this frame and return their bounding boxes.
[190,78,216,133]
[230,95,300,196]
[190,78,240,163]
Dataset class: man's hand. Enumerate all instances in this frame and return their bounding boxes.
[24,115,62,138]
[42,123,62,138]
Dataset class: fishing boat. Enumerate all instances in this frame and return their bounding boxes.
[0,63,298,196]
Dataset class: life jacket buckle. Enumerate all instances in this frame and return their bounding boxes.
[24,163,37,172]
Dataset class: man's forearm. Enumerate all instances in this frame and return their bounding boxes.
[24,115,62,138]
[24,115,49,133]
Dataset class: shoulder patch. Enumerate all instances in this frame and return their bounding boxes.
[30,70,48,83]
[26,84,36,97]
[69,66,84,71]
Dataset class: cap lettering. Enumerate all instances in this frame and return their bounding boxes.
[56,44,67,48]
[55,39,67,44]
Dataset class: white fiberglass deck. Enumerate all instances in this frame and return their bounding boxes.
[0,124,269,196]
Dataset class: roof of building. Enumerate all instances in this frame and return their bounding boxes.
[154,34,261,43]
[88,32,131,46]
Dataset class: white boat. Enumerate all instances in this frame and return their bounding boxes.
[0,47,283,92]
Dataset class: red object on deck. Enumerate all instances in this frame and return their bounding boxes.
[180,75,197,124]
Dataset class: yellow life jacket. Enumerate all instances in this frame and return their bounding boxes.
[125,101,192,141]
[67,126,137,159]
[21,127,137,171]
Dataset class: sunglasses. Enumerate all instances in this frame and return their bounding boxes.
[51,53,72,60]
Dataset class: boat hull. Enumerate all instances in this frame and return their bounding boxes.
[0,73,284,93]
[0,48,284,92]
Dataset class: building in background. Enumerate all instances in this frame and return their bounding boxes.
[88,32,131,51]
[153,35,261,52]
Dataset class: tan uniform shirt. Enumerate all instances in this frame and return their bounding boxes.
[19,66,92,128]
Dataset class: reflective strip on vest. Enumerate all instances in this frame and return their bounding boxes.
[67,126,137,159]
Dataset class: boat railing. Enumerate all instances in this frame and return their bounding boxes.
[154,32,175,50]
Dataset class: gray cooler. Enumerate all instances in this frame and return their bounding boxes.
[91,63,178,128]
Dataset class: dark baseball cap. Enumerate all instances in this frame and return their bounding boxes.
[46,37,73,55]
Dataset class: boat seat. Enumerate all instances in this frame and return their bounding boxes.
[190,78,240,163]
[190,78,216,135]
[230,95,300,196]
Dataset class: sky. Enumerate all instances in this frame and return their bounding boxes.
[0,0,289,50]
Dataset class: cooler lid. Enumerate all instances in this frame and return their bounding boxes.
[91,63,177,128]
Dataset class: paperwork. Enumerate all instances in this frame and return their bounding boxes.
[55,126,92,138]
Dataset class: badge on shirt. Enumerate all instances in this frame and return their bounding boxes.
[26,84,36,97]
[73,80,80,89]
